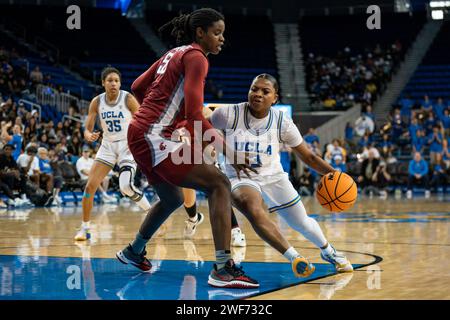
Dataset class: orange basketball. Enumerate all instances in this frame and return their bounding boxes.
[316,171,358,212]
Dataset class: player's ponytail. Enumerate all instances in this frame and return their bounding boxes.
[158,8,224,45]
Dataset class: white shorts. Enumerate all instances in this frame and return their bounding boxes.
[95,140,136,169]
[230,176,301,213]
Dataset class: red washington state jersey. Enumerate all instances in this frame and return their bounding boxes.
[129,42,216,169]
[131,42,214,139]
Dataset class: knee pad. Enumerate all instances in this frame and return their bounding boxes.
[119,166,143,201]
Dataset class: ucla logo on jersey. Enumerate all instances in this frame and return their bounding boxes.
[101,111,124,119]
[234,141,272,155]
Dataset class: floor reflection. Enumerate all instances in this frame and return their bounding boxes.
[0,254,362,300]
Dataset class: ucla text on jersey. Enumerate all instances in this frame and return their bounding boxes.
[98,90,132,142]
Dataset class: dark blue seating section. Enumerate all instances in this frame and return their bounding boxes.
[401,21,450,101]
[2,6,278,103]
[0,5,156,99]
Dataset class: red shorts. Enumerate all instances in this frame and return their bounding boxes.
[127,122,196,186]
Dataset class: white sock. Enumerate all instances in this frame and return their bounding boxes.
[82,221,90,230]
[135,196,151,211]
[188,214,198,223]
[321,243,335,256]
[278,201,328,249]
[283,247,300,262]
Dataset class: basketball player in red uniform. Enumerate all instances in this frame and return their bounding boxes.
[115,8,258,288]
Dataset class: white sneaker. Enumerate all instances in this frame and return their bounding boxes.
[183,212,204,239]
[425,190,430,199]
[74,228,91,241]
[231,228,246,247]
[406,190,412,199]
[379,190,387,199]
[321,245,353,273]
[14,198,26,207]
[21,194,32,204]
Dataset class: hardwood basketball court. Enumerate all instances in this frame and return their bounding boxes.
[0,195,448,299]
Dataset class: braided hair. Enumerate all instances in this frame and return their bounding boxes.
[158,8,224,45]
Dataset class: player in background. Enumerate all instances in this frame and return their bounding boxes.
[182,106,246,247]
[74,67,152,241]
[209,74,353,276]
[116,8,259,288]
[182,187,246,247]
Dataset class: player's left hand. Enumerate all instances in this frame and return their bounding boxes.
[231,152,258,180]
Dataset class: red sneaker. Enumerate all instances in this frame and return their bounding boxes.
[208,259,259,288]
[116,244,152,273]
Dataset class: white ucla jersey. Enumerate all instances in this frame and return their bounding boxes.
[211,102,303,185]
[98,90,132,142]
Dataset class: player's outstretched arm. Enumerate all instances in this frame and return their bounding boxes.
[84,96,100,143]
[292,142,335,175]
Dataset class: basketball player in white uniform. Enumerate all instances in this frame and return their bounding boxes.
[74,67,152,241]
[208,74,353,276]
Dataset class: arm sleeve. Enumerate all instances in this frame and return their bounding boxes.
[131,61,159,104]
[281,115,303,147]
[182,50,214,133]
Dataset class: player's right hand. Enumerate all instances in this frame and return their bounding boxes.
[85,131,100,142]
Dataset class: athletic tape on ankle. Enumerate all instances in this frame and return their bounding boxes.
[83,192,91,198]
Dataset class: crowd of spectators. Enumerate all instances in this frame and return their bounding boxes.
[305,42,402,110]
[293,94,449,199]
[0,47,122,208]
